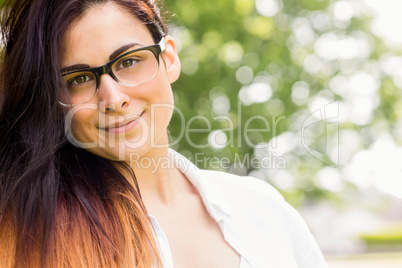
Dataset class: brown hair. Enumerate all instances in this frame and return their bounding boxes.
[0,0,167,267]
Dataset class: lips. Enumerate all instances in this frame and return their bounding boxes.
[100,112,144,134]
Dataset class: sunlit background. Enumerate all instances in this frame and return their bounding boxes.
[165,0,402,266]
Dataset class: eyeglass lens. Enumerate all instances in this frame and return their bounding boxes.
[60,49,159,106]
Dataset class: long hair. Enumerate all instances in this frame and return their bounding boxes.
[0,0,167,267]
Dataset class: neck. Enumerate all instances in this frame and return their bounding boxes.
[129,146,171,182]
[123,134,191,210]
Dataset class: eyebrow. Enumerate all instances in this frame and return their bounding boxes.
[60,64,90,74]
[60,42,143,74]
[109,42,142,61]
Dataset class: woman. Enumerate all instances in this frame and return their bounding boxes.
[0,0,327,267]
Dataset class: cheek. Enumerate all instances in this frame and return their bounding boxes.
[65,105,99,144]
[150,83,174,128]
[144,65,174,100]
[135,75,174,124]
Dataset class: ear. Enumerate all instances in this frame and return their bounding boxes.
[161,35,181,83]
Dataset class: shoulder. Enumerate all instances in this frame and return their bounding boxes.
[197,168,285,204]
[195,168,295,236]
[171,149,285,206]
[195,168,328,268]
[171,147,327,267]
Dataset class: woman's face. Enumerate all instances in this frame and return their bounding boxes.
[60,2,180,161]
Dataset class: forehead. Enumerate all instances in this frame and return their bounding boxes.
[61,2,154,66]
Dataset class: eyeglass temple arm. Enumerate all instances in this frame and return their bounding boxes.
[159,37,166,52]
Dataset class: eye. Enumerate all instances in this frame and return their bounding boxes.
[71,75,91,85]
[116,58,138,70]
[63,73,95,92]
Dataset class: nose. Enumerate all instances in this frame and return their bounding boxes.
[97,74,129,113]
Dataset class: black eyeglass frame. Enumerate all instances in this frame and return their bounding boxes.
[59,38,166,107]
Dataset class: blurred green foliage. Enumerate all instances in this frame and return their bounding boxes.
[360,223,402,247]
[163,0,389,205]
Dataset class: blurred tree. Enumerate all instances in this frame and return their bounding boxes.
[162,0,394,206]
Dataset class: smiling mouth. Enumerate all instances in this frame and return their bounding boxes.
[101,112,144,134]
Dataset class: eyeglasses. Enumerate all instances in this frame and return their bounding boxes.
[59,38,166,106]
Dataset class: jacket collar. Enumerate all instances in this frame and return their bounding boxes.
[168,149,233,221]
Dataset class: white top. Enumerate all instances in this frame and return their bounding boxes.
[149,149,328,268]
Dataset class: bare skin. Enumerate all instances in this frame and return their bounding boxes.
[142,164,241,268]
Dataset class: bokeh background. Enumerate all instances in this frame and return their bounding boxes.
[164,0,402,266]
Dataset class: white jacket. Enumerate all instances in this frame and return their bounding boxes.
[149,149,328,268]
